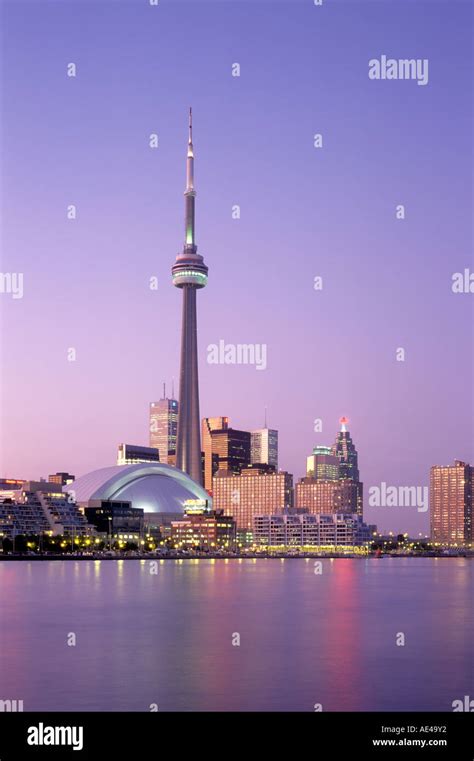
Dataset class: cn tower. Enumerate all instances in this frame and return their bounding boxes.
[172,109,208,485]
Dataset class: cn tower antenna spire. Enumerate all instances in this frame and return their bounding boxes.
[186,106,195,196]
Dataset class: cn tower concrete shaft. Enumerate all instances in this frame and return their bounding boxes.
[171,109,208,485]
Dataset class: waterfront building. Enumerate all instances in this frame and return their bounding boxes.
[236,527,254,547]
[430,460,472,545]
[169,502,236,550]
[117,443,160,465]
[253,513,376,547]
[85,500,144,543]
[251,428,278,469]
[213,466,293,529]
[0,481,90,536]
[172,109,209,484]
[149,395,178,464]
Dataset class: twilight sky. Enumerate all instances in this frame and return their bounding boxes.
[0,0,472,534]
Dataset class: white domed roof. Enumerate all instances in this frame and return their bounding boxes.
[64,463,210,514]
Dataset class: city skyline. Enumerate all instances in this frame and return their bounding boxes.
[0,1,472,537]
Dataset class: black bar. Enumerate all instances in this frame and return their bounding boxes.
[0,712,473,759]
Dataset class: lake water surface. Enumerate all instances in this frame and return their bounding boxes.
[0,558,472,711]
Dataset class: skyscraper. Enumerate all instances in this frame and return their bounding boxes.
[430,461,472,545]
[327,417,364,514]
[306,445,339,480]
[332,417,360,481]
[251,428,278,469]
[172,109,208,484]
[202,417,229,491]
[149,395,178,464]
[202,416,251,492]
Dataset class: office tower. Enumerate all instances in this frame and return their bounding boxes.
[202,417,229,491]
[213,467,293,530]
[48,472,75,486]
[295,477,362,515]
[331,417,363,514]
[332,417,360,480]
[251,428,278,469]
[149,395,178,464]
[117,443,160,465]
[430,460,472,545]
[306,445,339,480]
[202,416,251,492]
[172,109,208,485]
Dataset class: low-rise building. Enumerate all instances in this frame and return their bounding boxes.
[253,513,376,547]
[170,502,236,550]
[0,481,91,537]
[85,500,144,543]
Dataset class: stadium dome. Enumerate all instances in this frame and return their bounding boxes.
[64,463,211,514]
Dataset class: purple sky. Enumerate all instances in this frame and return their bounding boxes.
[0,0,472,533]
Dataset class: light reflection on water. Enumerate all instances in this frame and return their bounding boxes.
[0,558,472,712]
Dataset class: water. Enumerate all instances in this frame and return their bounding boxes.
[0,558,472,712]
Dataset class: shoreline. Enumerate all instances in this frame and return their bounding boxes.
[0,553,471,561]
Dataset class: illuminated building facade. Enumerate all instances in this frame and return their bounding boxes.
[0,481,90,536]
[85,500,144,542]
[295,477,362,515]
[251,428,278,469]
[117,443,160,465]
[430,460,472,545]
[332,417,360,480]
[170,501,236,550]
[202,417,251,492]
[253,513,375,547]
[213,467,293,529]
[149,397,178,464]
[202,416,229,491]
[306,446,339,480]
[48,472,75,486]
